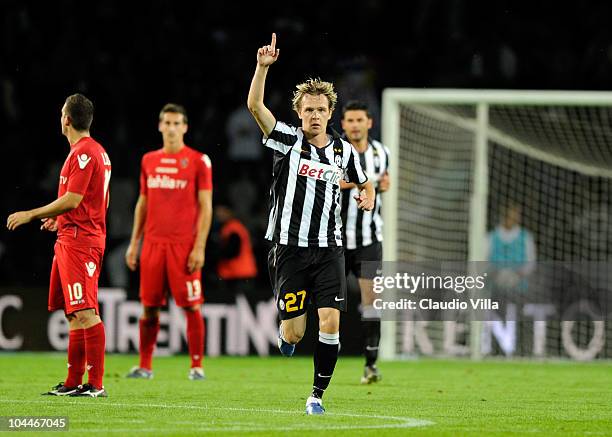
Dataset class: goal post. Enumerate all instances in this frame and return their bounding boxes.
[380,89,612,361]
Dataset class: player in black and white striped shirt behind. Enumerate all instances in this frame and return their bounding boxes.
[340,101,390,384]
[247,33,375,415]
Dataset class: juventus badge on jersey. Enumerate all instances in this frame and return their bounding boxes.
[334,155,342,168]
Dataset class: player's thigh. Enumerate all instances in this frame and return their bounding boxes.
[139,240,168,307]
[353,242,382,280]
[310,247,347,313]
[344,248,358,277]
[48,251,65,312]
[281,313,307,341]
[354,242,382,305]
[358,278,376,306]
[166,243,203,307]
[54,243,103,315]
[271,244,312,320]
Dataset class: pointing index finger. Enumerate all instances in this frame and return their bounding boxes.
[271,32,276,50]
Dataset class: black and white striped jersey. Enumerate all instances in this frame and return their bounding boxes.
[264,121,368,248]
[341,139,390,250]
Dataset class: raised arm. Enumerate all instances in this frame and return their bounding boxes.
[247,33,279,137]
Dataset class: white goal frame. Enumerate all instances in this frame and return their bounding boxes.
[380,89,612,360]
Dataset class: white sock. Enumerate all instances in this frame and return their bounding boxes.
[318,331,340,345]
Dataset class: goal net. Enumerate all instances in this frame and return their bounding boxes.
[381,90,612,360]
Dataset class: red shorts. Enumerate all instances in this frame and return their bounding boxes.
[140,240,204,308]
[49,242,104,315]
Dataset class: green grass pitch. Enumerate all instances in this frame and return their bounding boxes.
[0,353,610,435]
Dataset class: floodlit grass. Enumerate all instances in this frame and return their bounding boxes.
[0,353,610,435]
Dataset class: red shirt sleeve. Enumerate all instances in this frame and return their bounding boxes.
[140,156,148,196]
[66,151,95,195]
[197,154,213,191]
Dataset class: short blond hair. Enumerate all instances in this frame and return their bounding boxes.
[292,78,337,113]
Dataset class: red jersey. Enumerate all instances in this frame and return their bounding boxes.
[140,145,212,244]
[56,137,112,249]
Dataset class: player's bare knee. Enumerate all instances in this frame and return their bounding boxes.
[282,321,305,344]
[283,329,304,344]
[319,318,339,334]
[66,313,81,329]
[143,306,160,319]
[73,309,97,325]
[318,310,340,333]
[184,304,201,313]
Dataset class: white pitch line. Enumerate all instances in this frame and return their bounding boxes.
[0,399,433,431]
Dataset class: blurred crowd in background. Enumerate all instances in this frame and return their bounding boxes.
[2,0,612,291]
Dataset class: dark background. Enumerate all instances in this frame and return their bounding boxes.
[2,0,612,290]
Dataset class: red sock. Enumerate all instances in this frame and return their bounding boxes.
[84,322,106,389]
[64,328,86,387]
[185,310,204,368]
[139,318,160,370]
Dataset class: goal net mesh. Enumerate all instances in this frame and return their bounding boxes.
[389,100,612,360]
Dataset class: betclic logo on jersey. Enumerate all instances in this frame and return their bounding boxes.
[297,159,342,186]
